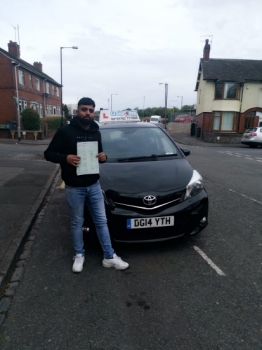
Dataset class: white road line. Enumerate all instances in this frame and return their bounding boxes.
[256,160,262,163]
[236,155,242,158]
[255,157,262,160]
[245,157,253,160]
[193,246,226,276]
[229,189,262,205]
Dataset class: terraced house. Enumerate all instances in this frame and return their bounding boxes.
[0,40,61,138]
[195,40,262,142]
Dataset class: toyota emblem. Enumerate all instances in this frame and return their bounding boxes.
[143,195,157,206]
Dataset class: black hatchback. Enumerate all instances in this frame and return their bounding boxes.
[84,122,208,243]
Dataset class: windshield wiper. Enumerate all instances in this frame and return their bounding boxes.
[117,154,177,162]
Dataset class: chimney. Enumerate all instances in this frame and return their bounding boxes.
[8,40,20,58]
[203,39,210,61]
[33,62,43,72]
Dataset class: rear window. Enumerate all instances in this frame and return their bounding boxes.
[246,128,257,132]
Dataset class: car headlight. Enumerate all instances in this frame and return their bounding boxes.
[184,170,203,200]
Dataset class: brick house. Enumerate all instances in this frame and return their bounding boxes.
[194,40,262,141]
[0,40,61,137]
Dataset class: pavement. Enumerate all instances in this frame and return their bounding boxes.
[0,137,59,296]
[169,132,246,148]
[0,131,246,296]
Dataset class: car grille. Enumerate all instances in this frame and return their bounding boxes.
[107,189,186,214]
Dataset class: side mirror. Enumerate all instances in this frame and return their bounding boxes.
[180,148,191,156]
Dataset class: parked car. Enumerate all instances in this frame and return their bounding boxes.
[84,122,208,243]
[175,116,191,123]
[241,127,262,148]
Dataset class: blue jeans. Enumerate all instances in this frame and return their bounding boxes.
[65,181,114,259]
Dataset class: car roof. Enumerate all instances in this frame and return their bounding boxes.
[99,122,158,129]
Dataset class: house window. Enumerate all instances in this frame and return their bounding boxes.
[29,75,33,88]
[19,100,27,112]
[215,82,239,99]
[18,70,24,85]
[36,78,40,91]
[39,103,43,117]
[55,86,59,97]
[46,104,52,114]
[57,106,61,115]
[46,82,50,94]
[213,111,237,131]
[52,85,54,95]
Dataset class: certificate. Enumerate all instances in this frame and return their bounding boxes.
[76,141,99,176]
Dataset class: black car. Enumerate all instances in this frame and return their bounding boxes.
[84,122,208,243]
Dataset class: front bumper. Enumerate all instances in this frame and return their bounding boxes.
[106,190,208,243]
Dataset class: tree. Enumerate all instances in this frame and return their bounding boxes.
[62,104,69,118]
[21,108,40,130]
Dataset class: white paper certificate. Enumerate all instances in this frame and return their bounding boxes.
[76,141,99,176]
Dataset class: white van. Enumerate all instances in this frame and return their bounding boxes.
[150,115,162,124]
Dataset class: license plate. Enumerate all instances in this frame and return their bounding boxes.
[244,135,249,138]
[127,216,174,229]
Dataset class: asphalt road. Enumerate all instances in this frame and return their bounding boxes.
[0,143,262,349]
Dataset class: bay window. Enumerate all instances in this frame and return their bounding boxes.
[213,111,238,132]
[215,82,239,99]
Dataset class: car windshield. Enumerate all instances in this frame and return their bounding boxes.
[150,118,159,122]
[101,127,179,161]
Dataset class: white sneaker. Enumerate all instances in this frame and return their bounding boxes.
[72,254,85,273]
[102,253,129,270]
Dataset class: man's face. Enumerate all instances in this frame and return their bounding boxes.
[77,104,95,123]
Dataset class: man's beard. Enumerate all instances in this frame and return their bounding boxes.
[77,116,93,126]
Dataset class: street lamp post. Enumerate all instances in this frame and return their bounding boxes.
[143,96,145,119]
[177,96,183,113]
[60,46,78,127]
[11,60,21,141]
[159,83,168,129]
[111,94,117,111]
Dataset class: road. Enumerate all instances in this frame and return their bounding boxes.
[0,142,262,349]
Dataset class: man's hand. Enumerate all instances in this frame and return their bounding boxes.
[96,152,107,163]
[67,155,81,167]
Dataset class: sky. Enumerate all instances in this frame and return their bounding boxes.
[1,0,262,111]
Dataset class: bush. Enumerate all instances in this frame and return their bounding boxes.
[45,117,68,130]
[21,108,40,130]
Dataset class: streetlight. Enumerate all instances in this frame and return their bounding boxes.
[159,83,168,129]
[143,96,145,119]
[177,96,183,113]
[11,60,21,141]
[111,94,117,111]
[60,46,78,126]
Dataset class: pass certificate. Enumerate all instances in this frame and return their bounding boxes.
[76,141,99,176]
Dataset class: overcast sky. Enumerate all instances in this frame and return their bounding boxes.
[1,0,262,111]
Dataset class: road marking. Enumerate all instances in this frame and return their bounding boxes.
[236,155,242,157]
[229,189,262,205]
[245,157,253,160]
[255,157,262,160]
[193,246,226,276]
[256,160,262,163]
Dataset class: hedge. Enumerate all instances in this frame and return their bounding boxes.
[21,108,40,130]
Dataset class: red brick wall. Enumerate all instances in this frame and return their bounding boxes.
[195,112,212,136]
[0,52,61,127]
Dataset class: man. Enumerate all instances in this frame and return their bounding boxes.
[44,97,129,273]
